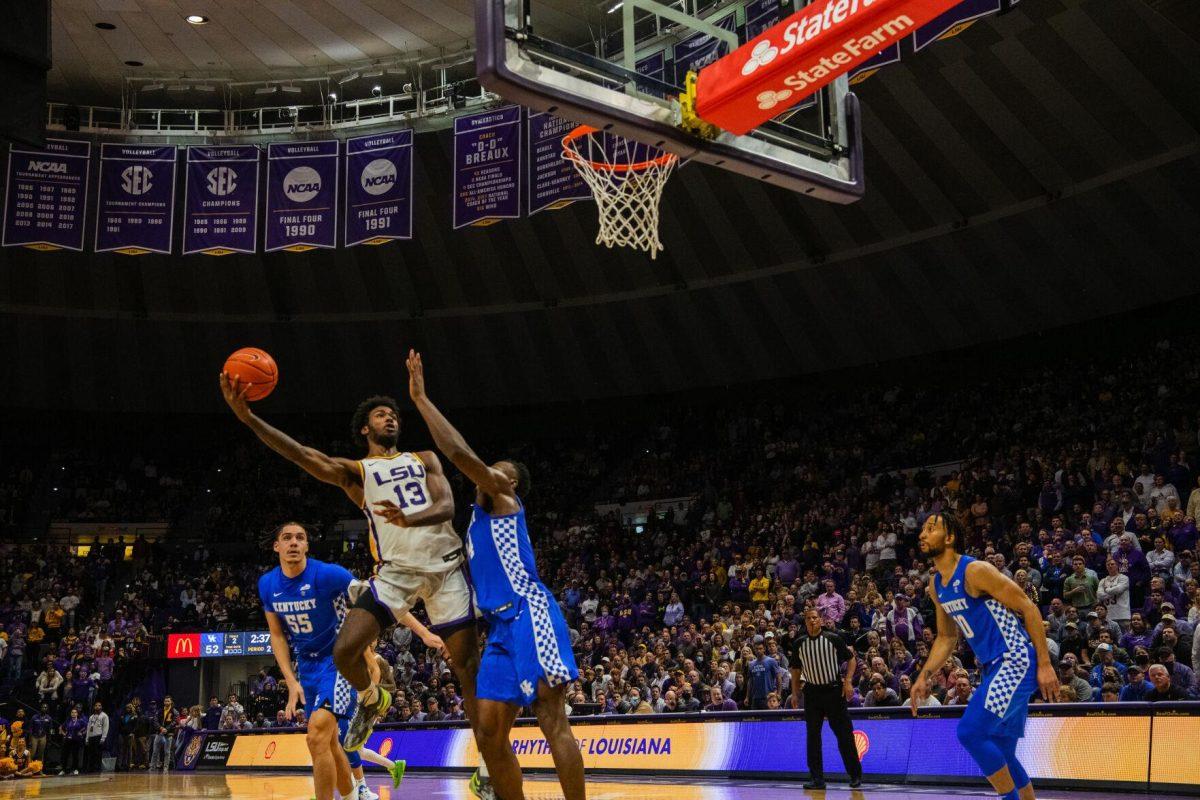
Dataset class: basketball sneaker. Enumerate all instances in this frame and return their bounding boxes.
[342,687,391,752]
[389,759,407,788]
[469,768,496,800]
[355,780,379,800]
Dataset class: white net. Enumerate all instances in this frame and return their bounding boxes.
[562,127,677,260]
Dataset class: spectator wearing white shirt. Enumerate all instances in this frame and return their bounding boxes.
[1146,536,1175,580]
[1150,475,1180,516]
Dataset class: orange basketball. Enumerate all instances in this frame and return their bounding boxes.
[223,347,278,401]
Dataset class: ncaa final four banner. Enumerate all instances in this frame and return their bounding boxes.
[526,110,590,216]
[265,141,339,252]
[183,145,260,256]
[452,105,521,229]
[344,131,413,247]
[2,138,90,252]
[94,144,177,255]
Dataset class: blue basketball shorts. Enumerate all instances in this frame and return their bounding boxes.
[477,590,578,706]
[958,644,1039,741]
[298,657,358,720]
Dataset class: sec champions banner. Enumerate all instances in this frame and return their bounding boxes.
[345,131,413,246]
[183,145,260,256]
[266,140,338,252]
[94,144,176,255]
[452,105,521,229]
[526,110,590,215]
[2,138,90,252]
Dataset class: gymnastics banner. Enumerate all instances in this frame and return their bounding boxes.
[265,141,339,252]
[452,105,521,229]
[2,138,90,251]
[344,130,413,246]
[526,110,590,215]
[94,144,177,255]
[183,145,260,256]
[912,0,1001,50]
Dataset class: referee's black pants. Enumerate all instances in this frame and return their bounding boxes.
[803,685,862,781]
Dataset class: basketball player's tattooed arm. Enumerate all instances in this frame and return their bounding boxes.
[910,580,957,715]
[219,372,362,500]
[263,611,305,719]
[966,560,1061,703]
[371,451,454,528]
[404,350,518,512]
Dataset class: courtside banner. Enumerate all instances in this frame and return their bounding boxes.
[344,131,413,246]
[694,0,966,135]
[183,145,260,256]
[912,0,1000,50]
[526,110,590,215]
[217,711,1150,786]
[94,144,177,255]
[452,105,521,229]
[2,138,90,252]
[265,141,339,252]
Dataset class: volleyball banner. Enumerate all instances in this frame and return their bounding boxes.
[2,138,90,252]
[912,0,1000,50]
[526,110,590,215]
[217,711,1156,786]
[183,145,260,256]
[344,131,413,246]
[265,141,339,252]
[94,144,177,255]
[452,105,522,229]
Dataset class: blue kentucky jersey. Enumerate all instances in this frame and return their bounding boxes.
[467,500,550,617]
[258,558,354,663]
[934,555,1030,665]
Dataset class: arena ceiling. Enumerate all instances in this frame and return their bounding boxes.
[2,0,1199,412]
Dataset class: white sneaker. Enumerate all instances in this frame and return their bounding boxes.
[356,781,379,800]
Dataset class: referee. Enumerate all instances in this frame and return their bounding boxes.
[790,607,863,789]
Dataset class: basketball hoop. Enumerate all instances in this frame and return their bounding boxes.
[562,125,677,260]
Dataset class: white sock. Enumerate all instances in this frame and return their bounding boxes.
[359,747,394,770]
[479,761,490,779]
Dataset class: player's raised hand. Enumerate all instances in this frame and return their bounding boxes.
[219,371,252,422]
[406,349,426,401]
[1037,661,1061,703]
[284,678,305,720]
[372,499,410,528]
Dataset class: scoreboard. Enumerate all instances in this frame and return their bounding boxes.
[168,631,273,659]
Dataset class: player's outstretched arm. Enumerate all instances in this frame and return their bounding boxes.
[910,580,957,715]
[219,372,360,493]
[404,350,512,500]
[966,560,1060,702]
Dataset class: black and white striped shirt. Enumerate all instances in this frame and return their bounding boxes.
[790,630,852,687]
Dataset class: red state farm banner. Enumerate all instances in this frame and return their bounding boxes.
[694,0,963,135]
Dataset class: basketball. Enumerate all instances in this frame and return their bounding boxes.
[223,347,278,401]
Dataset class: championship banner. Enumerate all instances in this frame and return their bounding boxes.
[744,0,784,40]
[526,110,590,215]
[2,138,90,252]
[453,105,522,229]
[344,131,413,246]
[674,11,739,86]
[94,144,176,255]
[265,140,338,252]
[183,145,260,256]
[635,50,669,97]
[849,41,901,83]
[912,0,1000,50]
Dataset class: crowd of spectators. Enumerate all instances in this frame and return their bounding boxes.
[2,333,1200,775]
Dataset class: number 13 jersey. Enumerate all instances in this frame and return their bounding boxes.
[359,452,463,572]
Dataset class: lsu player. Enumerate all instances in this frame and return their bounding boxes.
[260,521,435,800]
[910,512,1060,800]
[220,373,481,755]
[402,350,584,800]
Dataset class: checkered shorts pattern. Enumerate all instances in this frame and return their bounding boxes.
[983,599,1032,717]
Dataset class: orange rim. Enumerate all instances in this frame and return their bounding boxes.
[562,125,676,173]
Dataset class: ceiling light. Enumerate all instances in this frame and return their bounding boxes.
[362,70,383,78]
[372,85,382,95]
[337,72,360,85]
[195,84,215,92]
[125,60,144,67]
[254,85,277,95]
[385,68,406,76]
[142,83,164,91]
[280,85,301,94]
[186,14,210,25]
[327,92,337,100]
[168,84,189,92]
[608,1,623,12]
[95,22,116,30]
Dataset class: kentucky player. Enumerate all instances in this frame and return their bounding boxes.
[402,349,584,800]
[259,521,436,800]
[910,512,1060,800]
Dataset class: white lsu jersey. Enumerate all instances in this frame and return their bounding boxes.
[359,452,463,573]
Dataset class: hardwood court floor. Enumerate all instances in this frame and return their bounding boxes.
[0,771,1159,800]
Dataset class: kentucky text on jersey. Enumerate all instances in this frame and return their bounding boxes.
[934,555,1031,665]
[269,598,319,614]
[258,559,352,661]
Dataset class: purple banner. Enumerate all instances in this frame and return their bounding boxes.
[453,105,521,229]
[673,11,737,86]
[344,130,413,247]
[266,140,339,252]
[183,145,259,256]
[744,0,783,40]
[94,144,176,255]
[2,138,90,252]
[913,0,1001,51]
[849,42,902,84]
[527,110,590,216]
[634,50,669,97]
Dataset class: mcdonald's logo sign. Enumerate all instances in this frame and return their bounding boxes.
[168,633,201,659]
